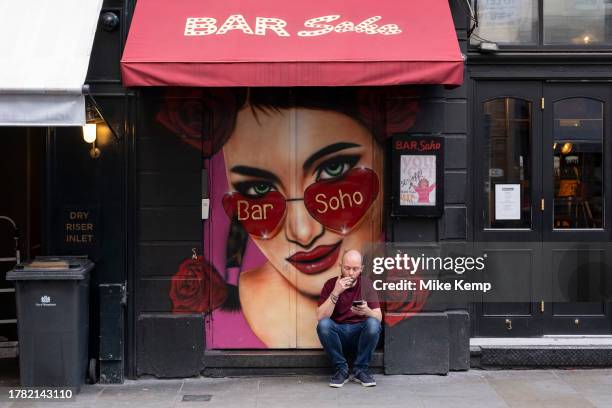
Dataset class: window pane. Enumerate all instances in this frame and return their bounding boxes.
[553,98,604,229]
[472,0,538,45]
[544,0,612,45]
[483,98,532,228]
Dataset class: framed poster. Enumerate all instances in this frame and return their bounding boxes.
[392,135,444,217]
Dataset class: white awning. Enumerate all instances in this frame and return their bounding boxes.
[0,0,103,126]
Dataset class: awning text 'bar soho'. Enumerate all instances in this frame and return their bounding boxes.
[121,0,464,87]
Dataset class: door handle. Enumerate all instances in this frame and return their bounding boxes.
[505,319,512,330]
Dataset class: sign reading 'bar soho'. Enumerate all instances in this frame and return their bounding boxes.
[184,15,402,37]
[121,0,464,87]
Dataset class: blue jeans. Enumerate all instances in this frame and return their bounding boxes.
[316,317,381,372]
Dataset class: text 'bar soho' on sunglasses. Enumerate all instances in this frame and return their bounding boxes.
[222,167,380,239]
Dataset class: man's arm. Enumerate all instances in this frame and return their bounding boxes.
[369,307,382,322]
[316,294,338,321]
[317,277,352,320]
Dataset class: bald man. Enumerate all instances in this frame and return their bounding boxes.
[317,249,382,388]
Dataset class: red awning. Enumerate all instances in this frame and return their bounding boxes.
[121,0,464,87]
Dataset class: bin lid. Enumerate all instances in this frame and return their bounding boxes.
[6,256,93,281]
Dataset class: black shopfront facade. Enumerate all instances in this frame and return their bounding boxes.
[3,0,612,382]
[467,0,612,342]
[469,64,612,338]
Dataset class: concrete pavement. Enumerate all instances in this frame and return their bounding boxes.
[2,369,612,407]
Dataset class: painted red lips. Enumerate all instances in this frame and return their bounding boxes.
[222,167,380,240]
[286,242,342,275]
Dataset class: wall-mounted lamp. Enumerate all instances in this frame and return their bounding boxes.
[82,123,97,143]
[83,103,102,158]
[82,85,120,159]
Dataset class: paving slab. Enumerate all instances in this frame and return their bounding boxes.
[2,369,612,407]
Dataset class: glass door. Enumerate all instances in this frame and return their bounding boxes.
[542,83,612,333]
[474,81,544,336]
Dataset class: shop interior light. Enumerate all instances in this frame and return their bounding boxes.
[573,34,595,45]
[478,41,499,53]
[561,142,573,155]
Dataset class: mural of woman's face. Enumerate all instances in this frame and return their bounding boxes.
[223,106,384,296]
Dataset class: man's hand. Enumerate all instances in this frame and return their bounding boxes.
[351,301,372,317]
[332,277,354,296]
[317,277,355,321]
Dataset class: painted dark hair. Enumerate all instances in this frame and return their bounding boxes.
[156,87,420,312]
[156,87,419,156]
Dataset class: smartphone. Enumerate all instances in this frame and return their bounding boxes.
[352,300,365,307]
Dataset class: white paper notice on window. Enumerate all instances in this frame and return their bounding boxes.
[495,184,521,220]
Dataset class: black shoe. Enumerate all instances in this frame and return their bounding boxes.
[352,369,376,387]
[329,369,349,388]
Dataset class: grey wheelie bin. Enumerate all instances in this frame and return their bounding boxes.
[7,256,93,393]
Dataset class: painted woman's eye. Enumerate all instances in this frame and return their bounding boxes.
[316,155,360,181]
[253,183,271,195]
[321,161,345,178]
[234,181,276,198]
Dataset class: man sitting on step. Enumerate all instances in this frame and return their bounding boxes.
[316,249,382,388]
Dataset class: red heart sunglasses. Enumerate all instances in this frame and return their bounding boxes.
[222,167,380,239]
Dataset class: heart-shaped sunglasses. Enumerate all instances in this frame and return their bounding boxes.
[222,167,380,239]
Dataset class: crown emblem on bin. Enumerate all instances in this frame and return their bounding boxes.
[41,295,51,304]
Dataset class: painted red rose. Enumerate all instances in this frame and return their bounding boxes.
[155,88,242,156]
[155,88,205,153]
[357,87,420,141]
[382,272,429,327]
[169,256,227,313]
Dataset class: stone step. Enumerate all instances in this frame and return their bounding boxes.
[471,338,612,367]
[202,350,384,376]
